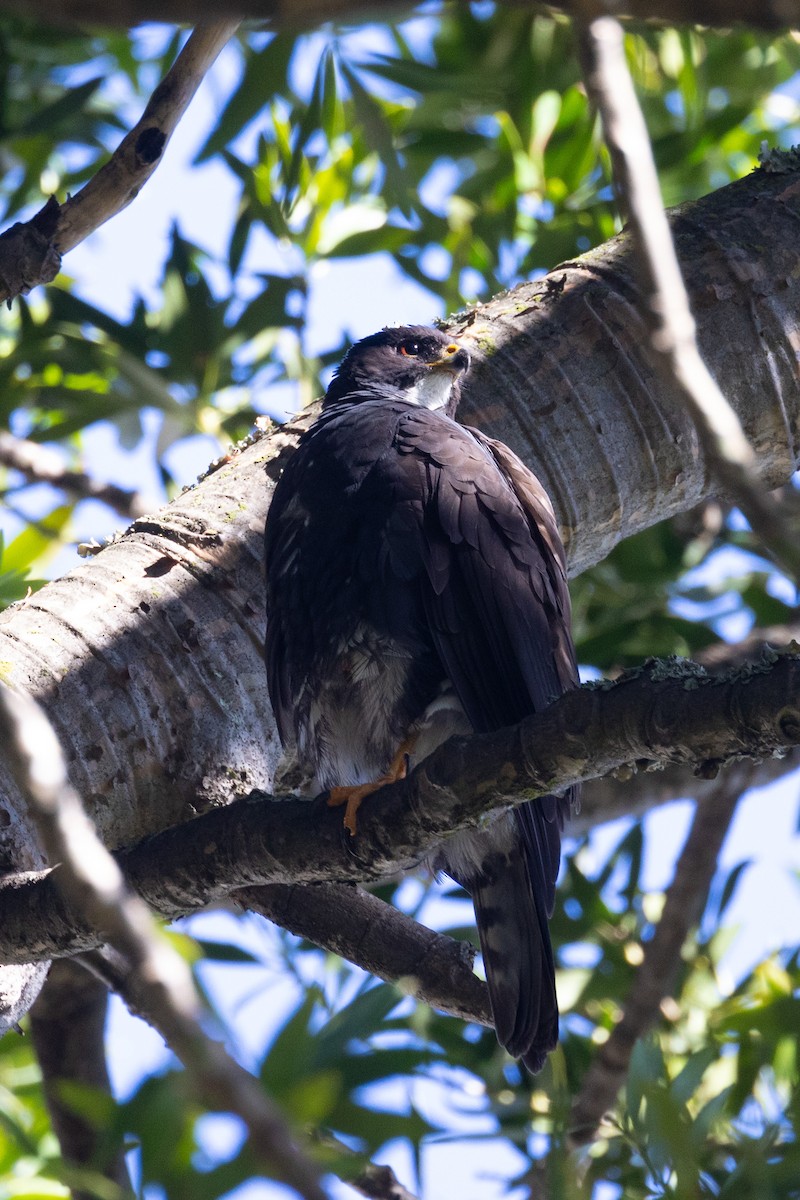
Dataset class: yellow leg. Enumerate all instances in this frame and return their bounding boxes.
[327,738,416,835]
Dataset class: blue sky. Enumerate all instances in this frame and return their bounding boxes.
[4,21,800,1200]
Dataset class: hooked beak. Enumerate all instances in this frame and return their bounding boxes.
[428,342,471,375]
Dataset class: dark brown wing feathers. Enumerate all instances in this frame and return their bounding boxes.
[265,396,577,1070]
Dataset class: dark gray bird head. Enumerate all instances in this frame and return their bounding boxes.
[323,325,471,417]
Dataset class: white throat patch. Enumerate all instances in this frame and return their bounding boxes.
[403,370,456,412]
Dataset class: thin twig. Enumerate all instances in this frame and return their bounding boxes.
[577,14,800,585]
[569,767,750,1145]
[0,21,240,304]
[0,432,153,520]
[0,683,328,1200]
[57,21,240,252]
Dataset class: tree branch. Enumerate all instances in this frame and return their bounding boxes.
[0,655,797,964]
[577,13,800,584]
[29,961,133,1199]
[0,683,329,1200]
[0,20,240,305]
[574,626,800,829]
[0,0,795,33]
[0,166,797,850]
[575,744,799,833]
[238,883,493,1027]
[447,164,800,577]
[0,432,153,520]
[568,766,748,1145]
[0,167,798,1034]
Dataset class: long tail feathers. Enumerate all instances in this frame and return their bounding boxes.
[469,850,558,1073]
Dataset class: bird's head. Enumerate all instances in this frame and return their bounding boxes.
[323,325,471,417]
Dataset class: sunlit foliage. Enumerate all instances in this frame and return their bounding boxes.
[0,8,798,1199]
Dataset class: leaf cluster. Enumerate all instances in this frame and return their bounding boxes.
[0,8,798,1200]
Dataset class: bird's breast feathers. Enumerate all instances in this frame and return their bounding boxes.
[264,325,576,1072]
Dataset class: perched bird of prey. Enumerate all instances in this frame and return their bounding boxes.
[264,325,578,1071]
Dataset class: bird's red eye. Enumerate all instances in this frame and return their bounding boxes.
[399,342,420,356]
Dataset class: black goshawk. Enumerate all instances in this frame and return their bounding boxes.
[264,325,578,1071]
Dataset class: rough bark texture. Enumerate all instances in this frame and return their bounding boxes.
[0,197,61,298]
[0,418,308,862]
[241,883,493,1026]
[0,0,796,32]
[0,653,798,963]
[450,167,800,575]
[0,168,799,1022]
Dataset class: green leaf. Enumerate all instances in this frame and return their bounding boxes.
[339,61,407,211]
[690,1086,731,1148]
[642,1084,698,1187]
[626,1037,665,1124]
[334,1046,437,1090]
[235,275,304,337]
[227,209,252,277]
[15,76,103,136]
[323,223,410,259]
[320,45,339,140]
[194,33,295,163]
[1,506,74,575]
[190,938,261,965]
[259,990,321,1094]
[670,1045,716,1105]
[285,49,328,199]
[714,859,752,923]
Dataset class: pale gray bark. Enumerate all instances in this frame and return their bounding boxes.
[0,167,798,1024]
[1,651,798,968]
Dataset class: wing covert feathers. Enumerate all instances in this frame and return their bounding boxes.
[264,397,578,1071]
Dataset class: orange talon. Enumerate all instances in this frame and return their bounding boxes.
[327,738,415,835]
[327,781,380,836]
